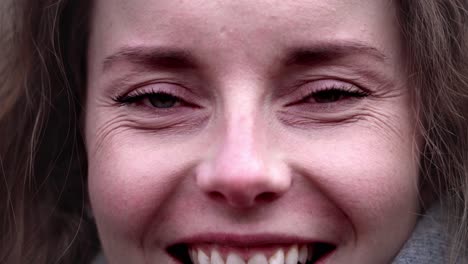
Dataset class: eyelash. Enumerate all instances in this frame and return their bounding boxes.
[112,85,191,110]
[302,86,368,102]
[112,82,368,110]
[285,82,369,106]
[114,90,178,104]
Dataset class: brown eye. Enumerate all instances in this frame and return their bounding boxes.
[148,93,179,108]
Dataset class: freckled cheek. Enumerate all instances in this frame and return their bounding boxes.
[332,153,419,216]
[288,119,420,225]
[307,132,420,230]
[87,137,190,238]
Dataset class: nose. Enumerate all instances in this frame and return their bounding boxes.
[196,111,291,209]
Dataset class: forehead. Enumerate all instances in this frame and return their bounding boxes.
[88,0,401,74]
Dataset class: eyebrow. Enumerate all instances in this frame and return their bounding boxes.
[103,41,388,73]
[283,41,387,66]
[102,46,198,72]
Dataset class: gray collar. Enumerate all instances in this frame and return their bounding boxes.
[392,203,465,264]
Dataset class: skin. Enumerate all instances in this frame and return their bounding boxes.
[85,0,421,263]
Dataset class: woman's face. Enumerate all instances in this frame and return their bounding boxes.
[86,0,420,263]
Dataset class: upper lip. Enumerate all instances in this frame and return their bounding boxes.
[167,232,334,248]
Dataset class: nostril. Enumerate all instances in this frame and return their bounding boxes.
[208,191,225,202]
[255,192,278,203]
[207,190,276,208]
[205,188,285,208]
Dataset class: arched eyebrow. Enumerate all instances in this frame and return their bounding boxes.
[102,46,198,72]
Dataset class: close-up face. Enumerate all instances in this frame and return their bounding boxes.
[85,0,421,263]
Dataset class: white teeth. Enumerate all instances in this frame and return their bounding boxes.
[190,244,310,264]
[226,253,246,264]
[299,245,308,264]
[198,249,210,264]
[268,249,284,264]
[211,249,224,264]
[285,245,298,264]
[247,253,268,264]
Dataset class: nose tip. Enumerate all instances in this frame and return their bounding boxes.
[196,157,291,209]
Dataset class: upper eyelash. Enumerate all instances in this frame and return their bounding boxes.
[290,84,369,104]
[307,86,369,97]
[112,90,181,105]
[111,83,368,107]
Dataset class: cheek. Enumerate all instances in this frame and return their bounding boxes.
[87,130,198,239]
[285,106,420,246]
[319,134,419,219]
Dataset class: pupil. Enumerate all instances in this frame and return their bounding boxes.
[148,93,177,108]
[313,90,345,103]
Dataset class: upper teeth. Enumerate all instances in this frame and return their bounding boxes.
[190,244,311,264]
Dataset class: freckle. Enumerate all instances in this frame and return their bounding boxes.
[219,25,229,37]
[238,115,249,123]
[268,15,279,21]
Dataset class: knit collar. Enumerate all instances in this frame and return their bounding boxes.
[392,202,465,264]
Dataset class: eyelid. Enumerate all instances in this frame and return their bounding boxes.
[113,82,196,105]
[131,82,185,96]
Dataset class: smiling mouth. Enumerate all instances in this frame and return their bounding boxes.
[167,242,335,264]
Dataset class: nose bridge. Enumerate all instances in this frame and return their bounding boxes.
[221,100,262,169]
[214,106,272,207]
[196,83,291,208]
[215,76,268,175]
